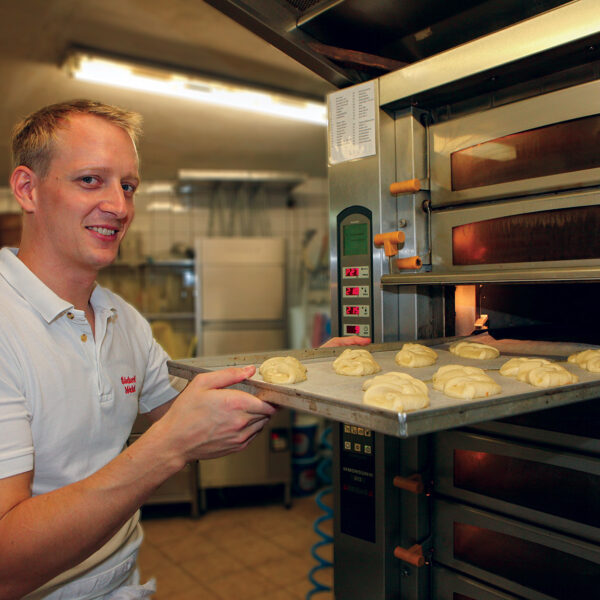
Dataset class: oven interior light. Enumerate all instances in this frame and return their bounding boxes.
[64,51,327,126]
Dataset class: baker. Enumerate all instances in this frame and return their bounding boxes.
[0,99,368,599]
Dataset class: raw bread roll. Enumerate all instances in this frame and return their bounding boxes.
[499,357,578,387]
[259,356,307,384]
[449,341,500,360]
[432,364,501,400]
[568,349,600,373]
[362,372,430,412]
[527,363,578,388]
[499,357,552,381]
[332,348,381,376]
[395,343,438,367]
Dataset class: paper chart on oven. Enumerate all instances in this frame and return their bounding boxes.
[243,338,600,417]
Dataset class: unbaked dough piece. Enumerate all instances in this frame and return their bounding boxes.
[332,348,381,377]
[362,372,430,412]
[259,356,307,384]
[527,363,579,388]
[432,364,501,400]
[449,341,500,360]
[499,357,552,380]
[568,349,600,373]
[500,357,578,387]
[395,343,438,367]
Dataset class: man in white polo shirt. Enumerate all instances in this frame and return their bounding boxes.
[0,100,280,599]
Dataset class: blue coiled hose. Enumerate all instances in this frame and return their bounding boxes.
[306,426,334,599]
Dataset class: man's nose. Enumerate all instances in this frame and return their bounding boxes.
[100,182,129,217]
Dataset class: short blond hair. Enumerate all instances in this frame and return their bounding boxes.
[10,99,143,177]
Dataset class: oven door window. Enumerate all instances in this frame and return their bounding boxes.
[451,114,600,191]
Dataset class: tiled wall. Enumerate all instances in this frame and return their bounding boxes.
[0,178,332,347]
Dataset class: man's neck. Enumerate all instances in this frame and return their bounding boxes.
[16,245,98,312]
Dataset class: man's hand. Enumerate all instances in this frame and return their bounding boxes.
[320,335,371,348]
[149,366,276,466]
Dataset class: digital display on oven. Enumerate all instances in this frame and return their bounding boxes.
[343,223,369,256]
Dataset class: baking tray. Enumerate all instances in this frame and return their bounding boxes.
[167,335,600,438]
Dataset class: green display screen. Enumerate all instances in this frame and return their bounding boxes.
[343,223,368,256]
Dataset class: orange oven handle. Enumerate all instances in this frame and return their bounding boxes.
[393,544,425,567]
[389,178,422,195]
[396,256,422,270]
[374,231,406,257]
[392,474,424,494]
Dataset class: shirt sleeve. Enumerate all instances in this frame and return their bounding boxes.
[0,352,33,479]
[137,321,181,414]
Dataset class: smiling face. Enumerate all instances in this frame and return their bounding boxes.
[22,113,140,278]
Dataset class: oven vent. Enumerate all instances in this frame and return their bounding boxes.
[283,0,325,13]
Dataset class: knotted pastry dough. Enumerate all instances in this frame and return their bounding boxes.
[527,364,578,388]
[332,348,381,376]
[362,372,430,412]
[568,349,600,373]
[500,357,552,381]
[259,356,307,384]
[500,357,578,387]
[395,343,438,367]
[432,364,501,400]
[449,341,500,360]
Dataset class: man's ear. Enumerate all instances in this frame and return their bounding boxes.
[10,166,38,213]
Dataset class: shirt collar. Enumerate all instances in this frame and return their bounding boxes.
[0,247,117,323]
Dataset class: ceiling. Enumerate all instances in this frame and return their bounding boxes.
[0,0,335,185]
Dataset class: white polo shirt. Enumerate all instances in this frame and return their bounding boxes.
[0,246,179,492]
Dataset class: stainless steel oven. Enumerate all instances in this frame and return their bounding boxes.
[171,2,600,598]
[325,3,600,599]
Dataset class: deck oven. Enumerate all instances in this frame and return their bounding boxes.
[170,2,600,598]
[327,4,600,598]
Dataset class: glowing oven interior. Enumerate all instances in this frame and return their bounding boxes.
[453,522,600,598]
[453,449,600,527]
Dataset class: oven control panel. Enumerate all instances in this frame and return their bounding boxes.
[337,206,374,339]
[339,422,376,542]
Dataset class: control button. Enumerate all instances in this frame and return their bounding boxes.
[365,429,371,437]
[344,425,351,433]
[364,445,372,454]
[354,443,361,452]
[358,427,364,436]
[351,426,358,434]
[344,441,352,450]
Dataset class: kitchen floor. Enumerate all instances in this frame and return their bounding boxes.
[138,487,334,600]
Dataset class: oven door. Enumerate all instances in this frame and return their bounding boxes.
[433,430,600,544]
[429,79,600,208]
[433,498,600,599]
[432,565,521,600]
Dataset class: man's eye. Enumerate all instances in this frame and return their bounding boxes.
[81,176,99,185]
[122,183,136,193]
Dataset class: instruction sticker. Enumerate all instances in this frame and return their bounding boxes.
[328,81,376,165]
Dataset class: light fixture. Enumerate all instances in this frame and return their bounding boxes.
[64,50,327,126]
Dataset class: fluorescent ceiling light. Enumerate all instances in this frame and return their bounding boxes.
[64,51,327,126]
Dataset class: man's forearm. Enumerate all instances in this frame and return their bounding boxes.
[0,426,183,599]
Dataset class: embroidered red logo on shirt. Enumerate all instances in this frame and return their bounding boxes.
[121,375,137,395]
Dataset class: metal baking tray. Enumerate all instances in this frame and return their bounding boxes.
[167,335,600,438]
